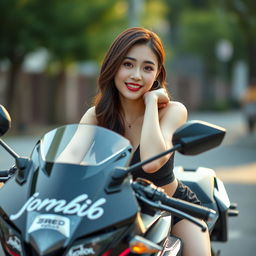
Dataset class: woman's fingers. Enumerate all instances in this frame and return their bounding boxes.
[158,102,168,109]
[144,88,170,106]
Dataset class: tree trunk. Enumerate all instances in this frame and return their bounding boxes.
[5,52,24,116]
[247,37,256,82]
[48,67,66,124]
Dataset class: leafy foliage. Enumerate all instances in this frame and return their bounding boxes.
[0,0,123,117]
[0,0,124,65]
[163,0,256,80]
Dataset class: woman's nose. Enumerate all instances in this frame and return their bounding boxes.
[131,68,142,80]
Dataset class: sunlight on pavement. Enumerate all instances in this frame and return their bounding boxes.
[229,229,243,240]
[216,163,256,184]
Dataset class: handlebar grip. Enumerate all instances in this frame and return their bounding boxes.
[0,170,9,177]
[132,180,216,221]
[161,195,216,222]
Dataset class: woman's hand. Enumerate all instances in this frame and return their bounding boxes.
[144,88,170,109]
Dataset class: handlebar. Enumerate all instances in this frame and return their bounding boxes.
[132,179,216,222]
[159,193,216,221]
[0,171,10,182]
[0,170,9,177]
[137,194,208,232]
[0,166,17,182]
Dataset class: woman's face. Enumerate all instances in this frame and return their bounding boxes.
[114,44,159,101]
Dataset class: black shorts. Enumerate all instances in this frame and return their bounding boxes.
[172,180,201,226]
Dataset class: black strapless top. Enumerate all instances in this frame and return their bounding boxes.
[130,146,175,187]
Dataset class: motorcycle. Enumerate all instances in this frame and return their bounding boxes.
[0,105,238,256]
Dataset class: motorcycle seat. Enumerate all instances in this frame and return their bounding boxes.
[174,166,216,204]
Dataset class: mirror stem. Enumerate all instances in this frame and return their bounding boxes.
[127,144,182,173]
[106,144,182,193]
[0,139,20,160]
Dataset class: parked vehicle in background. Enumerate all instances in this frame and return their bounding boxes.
[241,79,256,133]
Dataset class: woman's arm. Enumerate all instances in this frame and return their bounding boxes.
[56,107,97,163]
[80,106,98,125]
[140,89,187,173]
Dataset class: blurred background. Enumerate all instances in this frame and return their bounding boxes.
[0,0,255,131]
[0,0,256,255]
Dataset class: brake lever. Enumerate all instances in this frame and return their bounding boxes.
[132,179,216,222]
[136,194,207,232]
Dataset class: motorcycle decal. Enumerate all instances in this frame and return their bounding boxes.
[28,214,70,237]
[10,192,106,221]
[67,244,96,256]
[5,235,23,256]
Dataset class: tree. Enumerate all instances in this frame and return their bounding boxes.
[222,0,256,82]
[0,0,120,118]
[163,0,212,45]
[177,10,236,75]
[0,0,41,113]
[164,0,256,82]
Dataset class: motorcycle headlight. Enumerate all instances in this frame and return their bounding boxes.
[0,217,24,256]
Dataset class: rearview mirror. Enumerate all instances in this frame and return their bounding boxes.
[172,120,226,155]
[106,120,226,193]
[0,105,11,136]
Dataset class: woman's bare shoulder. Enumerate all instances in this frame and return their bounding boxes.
[80,106,98,125]
[160,101,187,130]
[161,101,187,118]
[168,101,187,114]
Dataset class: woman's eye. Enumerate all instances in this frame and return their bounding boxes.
[123,62,133,68]
[144,66,154,72]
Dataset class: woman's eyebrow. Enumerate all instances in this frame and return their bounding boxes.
[124,56,156,65]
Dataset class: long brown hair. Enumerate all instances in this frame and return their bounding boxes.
[94,27,167,135]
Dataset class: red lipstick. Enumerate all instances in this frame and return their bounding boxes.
[125,83,142,92]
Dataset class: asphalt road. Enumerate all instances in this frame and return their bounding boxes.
[175,111,256,255]
[0,110,255,255]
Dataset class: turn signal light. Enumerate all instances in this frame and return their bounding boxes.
[129,236,162,254]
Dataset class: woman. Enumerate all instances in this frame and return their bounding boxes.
[80,27,211,256]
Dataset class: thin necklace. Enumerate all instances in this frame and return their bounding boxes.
[125,115,142,128]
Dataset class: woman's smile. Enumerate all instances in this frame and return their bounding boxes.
[125,82,143,92]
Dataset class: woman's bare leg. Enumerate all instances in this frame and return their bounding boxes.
[171,219,211,256]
